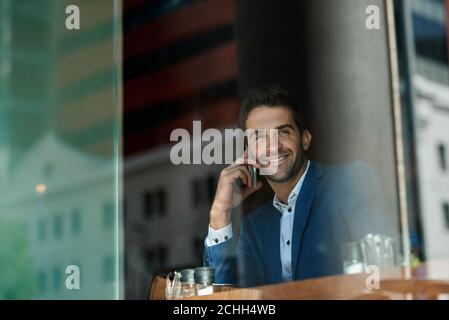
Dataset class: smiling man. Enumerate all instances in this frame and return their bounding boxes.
[203,85,397,287]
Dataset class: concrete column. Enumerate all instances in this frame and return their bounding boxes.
[235,0,399,225]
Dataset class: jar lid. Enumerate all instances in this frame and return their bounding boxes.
[194,267,215,284]
[180,269,195,284]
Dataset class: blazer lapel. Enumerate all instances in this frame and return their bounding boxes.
[291,161,322,278]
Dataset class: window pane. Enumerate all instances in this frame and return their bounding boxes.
[443,203,449,230]
[53,215,63,240]
[143,192,154,218]
[157,189,166,216]
[438,144,447,170]
[0,0,122,299]
[71,209,82,236]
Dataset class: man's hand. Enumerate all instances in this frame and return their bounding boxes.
[210,152,263,230]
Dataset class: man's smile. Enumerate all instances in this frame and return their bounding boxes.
[261,153,291,166]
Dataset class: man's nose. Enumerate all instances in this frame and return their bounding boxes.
[264,133,281,157]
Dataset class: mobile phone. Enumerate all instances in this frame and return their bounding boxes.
[248,165,258,187]
[245,140,258,187]
[235,164,258,189]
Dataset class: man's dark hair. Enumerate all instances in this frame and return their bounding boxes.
[239,84,306,132]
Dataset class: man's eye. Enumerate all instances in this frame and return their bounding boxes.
[279,129,290,135]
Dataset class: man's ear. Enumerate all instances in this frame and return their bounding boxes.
[302,129,312,151]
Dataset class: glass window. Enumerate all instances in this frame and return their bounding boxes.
[0,0,122,299]
[53,215,63,240]
[102,256,115,283]
[192,176,215,207]
[71,209,82,236]
[52,267,62,292]
[37,271,47,295]
[144,245,168,271]
[438,143,447,171]
[103,202,114,229]
[443,202,449,230]
[37,219,46,243]
[143,191,155,218]
[157,189,166,217]
[143,189,167,218]
[412,13,449,65]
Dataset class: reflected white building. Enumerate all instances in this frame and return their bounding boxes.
[0,133,118,299]
[414,75,449,260]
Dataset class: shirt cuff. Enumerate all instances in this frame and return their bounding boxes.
[205,223,233,247]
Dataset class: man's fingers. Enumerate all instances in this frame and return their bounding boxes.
[241,180,263,199]
[234,156,263,169]
[235,166,254,188]
[223,165,253,188]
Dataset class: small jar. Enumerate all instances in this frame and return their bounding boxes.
[342,241,365,274]
[194,267,215,296]
[180,269,196,298]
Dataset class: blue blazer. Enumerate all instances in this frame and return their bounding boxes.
[203,161,398,287]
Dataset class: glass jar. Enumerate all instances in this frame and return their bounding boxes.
[179,269,196,298]
[194,267,215,296]
[342,241,365,274]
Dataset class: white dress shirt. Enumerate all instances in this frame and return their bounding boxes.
[272,160,310,280]
[206,160,310,281]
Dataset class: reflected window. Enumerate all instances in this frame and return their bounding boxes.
[438,143,447,171]
[37,219,46,243]
[159,245,168,267]
[157,190,166,217]
[102,256,115,283]
[103,202,114,229]
[143,192,155,218]
[37,271,47,294]
[144,245,168,271]
[53,215,63,240]
[143,189,167,218]
[192,175,216,207]
[71,209,82,236]
[412,12,449,65]
[443,202,449,230]
[53,267,62,292]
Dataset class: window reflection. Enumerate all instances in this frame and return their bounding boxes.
[0,0,121,299]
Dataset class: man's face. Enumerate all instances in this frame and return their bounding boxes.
[246,106,309,183]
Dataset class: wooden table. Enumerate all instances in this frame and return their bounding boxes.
[182,259,449,300]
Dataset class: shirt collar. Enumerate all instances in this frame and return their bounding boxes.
[272,160,310,213]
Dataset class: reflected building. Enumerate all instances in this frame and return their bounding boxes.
[0,133,116,299]
[0,0,120,299]
[122,0,241,298]
[396,0,449,260]
[414,76,449,260]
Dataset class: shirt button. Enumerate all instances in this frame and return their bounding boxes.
[224,236,228,240]
[288,208,292,213]
[287,240,291,246]
[214,239,219,244]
